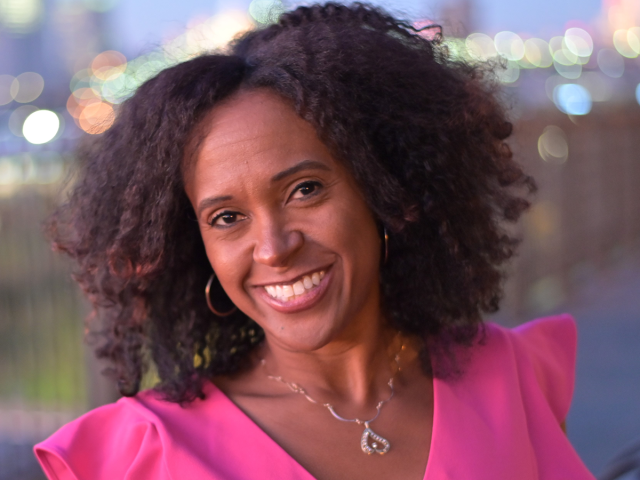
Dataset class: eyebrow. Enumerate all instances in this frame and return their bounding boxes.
[196,195,233,218]
[196,159,331,218]
[270,159,331,183]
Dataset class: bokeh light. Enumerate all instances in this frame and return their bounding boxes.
[636,83,640,105]
[0,156,21,185]
[66,10,254,112]
[465,33,497,61]
[0,75,16,105]
[12,72,44,103]
[22,110,60,145]
[538,125,568,163]
[564,28,593,57]
[628,27,640,55]
[494,31,525,61]
[524,38,553,67]
[0,0,43,35]
[527,275,565,312]
[77,101,114,134]
[613,29,638,58]
[249,0,285,24]
[91,51,127,81]
[70,69,92,93]
[597,48,625,78]
[554,57,582,79]
[553,48,578,66]
[549,36,579,65]
[553,83,592,115]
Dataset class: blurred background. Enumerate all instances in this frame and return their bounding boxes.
[0,0,639,478]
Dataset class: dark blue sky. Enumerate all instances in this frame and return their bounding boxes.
[108,0,603,56]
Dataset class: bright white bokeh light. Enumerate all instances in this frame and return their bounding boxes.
[494,31,525,61]
[0,0,43,34]
[564,28,593,57]
[465,33,497,60]
[22,110,60,144]
[553,84,592,115]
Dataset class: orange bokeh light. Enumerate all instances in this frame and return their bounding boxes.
[77,101,115,134]
[67,89,102,119]
[91,50,127,80]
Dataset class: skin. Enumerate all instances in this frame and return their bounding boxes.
[184,89,434,480]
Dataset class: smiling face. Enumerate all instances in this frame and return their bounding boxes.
[184,89,383,353]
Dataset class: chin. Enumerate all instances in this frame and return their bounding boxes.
[261,313,349,353]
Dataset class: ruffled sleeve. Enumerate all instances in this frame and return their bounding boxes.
[510,313,577,425]
[425,314,595,479]
[33,398,171,480]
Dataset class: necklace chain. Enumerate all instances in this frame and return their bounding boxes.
[260,342,405,455]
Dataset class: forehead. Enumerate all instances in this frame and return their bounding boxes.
[200,89,314,149]
[185,89,338,197]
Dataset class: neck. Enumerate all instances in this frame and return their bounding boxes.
[259,317,402,410]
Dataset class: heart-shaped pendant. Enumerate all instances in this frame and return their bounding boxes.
[360,423,390,455]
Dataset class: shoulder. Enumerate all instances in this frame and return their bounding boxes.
[33,389,178,480]
[476,314,577,423]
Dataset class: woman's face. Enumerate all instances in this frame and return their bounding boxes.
[184,89,383,352]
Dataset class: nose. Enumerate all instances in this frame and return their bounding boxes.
[252,219,304,268]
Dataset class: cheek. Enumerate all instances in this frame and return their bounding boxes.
[308,191,381,281]
[334,194,380,260]
[202,234,251,298]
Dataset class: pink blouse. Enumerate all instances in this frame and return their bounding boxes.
[34,314,595,479]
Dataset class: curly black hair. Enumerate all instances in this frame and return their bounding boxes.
[47,2,535,403]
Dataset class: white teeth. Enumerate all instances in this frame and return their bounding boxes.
[303,276,313,289]
[293,281,305,295]
[263,270,326,301]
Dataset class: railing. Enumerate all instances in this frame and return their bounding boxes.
[498,103,640,323]
[0,178,87,479]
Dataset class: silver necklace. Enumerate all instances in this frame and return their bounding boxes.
[260,344,404,456]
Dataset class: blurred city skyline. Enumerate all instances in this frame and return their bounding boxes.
[113,0,605,56]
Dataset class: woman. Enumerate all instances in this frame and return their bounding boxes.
[35,3,595,479]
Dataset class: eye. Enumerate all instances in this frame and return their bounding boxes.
[290,180,322,200]
[209,211,245,228]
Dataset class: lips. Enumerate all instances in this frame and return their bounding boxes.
[255,266,332,313]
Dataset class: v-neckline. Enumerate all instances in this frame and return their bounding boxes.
[206,373,438,480]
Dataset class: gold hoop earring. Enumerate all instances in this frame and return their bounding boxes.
[383,226,389,264]
[205,273,237,317]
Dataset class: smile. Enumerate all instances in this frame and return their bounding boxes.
[256,266,332,314]
[263,270,326,302]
